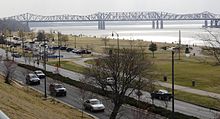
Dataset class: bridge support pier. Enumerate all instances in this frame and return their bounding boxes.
[215,20,218,27]
[204,20,208,28]
[152,20,163,29]
[152,21,155,29]
[210,20,213,28]
[26,21,29,29]
[98,21,105,30]
[160,20,163,29]
[156,20,159,29]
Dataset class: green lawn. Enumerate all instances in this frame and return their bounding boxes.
[84,51,220,94]
[152,51,220,94]
[47,60,87,74]
[175,90,220,111]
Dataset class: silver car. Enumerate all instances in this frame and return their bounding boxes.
[83,99,105,112]
[34,70,45,79]
[26,73,40,85]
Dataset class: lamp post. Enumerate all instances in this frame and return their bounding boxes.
[12,46,15,61]
[53,31,61,67]
[58,32,61,67]
[43,37,47,98]
[6,45,9,60]
[74,35,77,48]
[171,50,175,119]
[111,32,119,56]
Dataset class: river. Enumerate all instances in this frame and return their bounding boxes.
[31,23,215,46]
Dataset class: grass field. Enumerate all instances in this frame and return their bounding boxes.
[47,60,87,74]
[0,75,93,119]
[156,86,220,111]
[152,51,220,94]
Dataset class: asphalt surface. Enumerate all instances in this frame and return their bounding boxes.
[0,52,164,119]
[1,48,220,119]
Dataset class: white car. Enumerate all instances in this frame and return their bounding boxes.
[26,73,40,85]
[106,77,114,85]
[34,70,45,79]
[49,83,67,96]
[83,99,105,112]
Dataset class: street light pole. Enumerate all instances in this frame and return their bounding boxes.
[58,32,61,67]
[74,35,76,48]
[171,50,175,119]
[12,47,14,61]
[112,32,119,56]
[43,37,47,98]
[178,30,181,60]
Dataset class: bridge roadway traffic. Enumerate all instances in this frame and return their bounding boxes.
[0,48,220,119]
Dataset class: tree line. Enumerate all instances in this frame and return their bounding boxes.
[0,19,30,32]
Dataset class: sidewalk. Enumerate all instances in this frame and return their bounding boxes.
[72,56,220,100]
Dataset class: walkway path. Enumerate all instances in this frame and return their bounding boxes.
[72,54,220,100]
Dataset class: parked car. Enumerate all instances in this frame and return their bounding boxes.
[84,49,92,54]
[83,99,105,112]
[71,49,76,53]
[47,55,63,58]
[151,89,172,101]
[11,52,21,58]
[51,46,60,50]
[75,49,92,54]
[49,83,67,96]
[34,70,45,79]
[26,73,40,85]
[60,46,67,50]
[66,48,74,52]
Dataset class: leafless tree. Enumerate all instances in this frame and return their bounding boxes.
[79,76,93,119]
[87,48,153,119]
[197,28,220,64]
[3,60,17,84]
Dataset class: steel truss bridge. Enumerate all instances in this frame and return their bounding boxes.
[4,11,220,30]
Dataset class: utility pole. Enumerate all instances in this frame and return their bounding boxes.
[111,32,119,57]
[178,30,181,60]
[43,36,47,98]
[74,35,76,48]
[171,50,175,119]
[58,32,61,67]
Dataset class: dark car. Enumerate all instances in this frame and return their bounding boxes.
[11,52,21,58]
[49,83,67,97]
[151,89,172,101]
[66,48,74,52]
[51,46,60,50]
[75,49,92,54]
[60,46,67,50]
[75,49,83,54]
[82,49,92,54]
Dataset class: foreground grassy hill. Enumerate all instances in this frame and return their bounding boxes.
[0,75,93,119]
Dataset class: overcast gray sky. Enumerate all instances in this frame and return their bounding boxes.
[0,0,220,17]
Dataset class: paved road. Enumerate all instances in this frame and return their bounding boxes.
[0,61,163,119]
[1,48,220,119]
